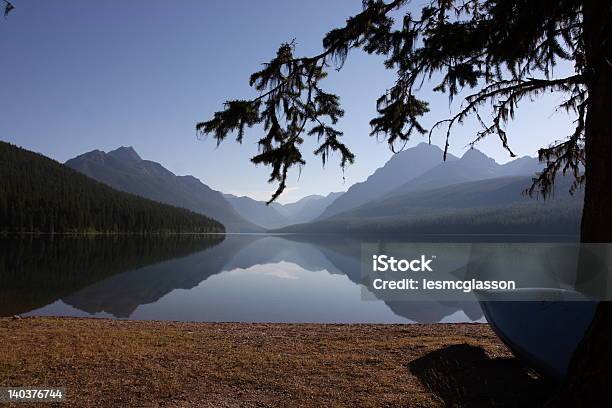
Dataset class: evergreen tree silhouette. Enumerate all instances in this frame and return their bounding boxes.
[198,0,612,404]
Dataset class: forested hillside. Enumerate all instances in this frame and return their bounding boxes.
[0,142,224,233]
[65,146,261,232]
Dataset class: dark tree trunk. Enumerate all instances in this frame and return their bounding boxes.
[579,6,612,241]
[550,1,612,406]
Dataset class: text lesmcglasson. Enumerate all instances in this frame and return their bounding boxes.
[371,278,516,293]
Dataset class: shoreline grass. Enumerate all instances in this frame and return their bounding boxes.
[0,317,553,407]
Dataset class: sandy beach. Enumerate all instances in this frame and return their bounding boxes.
[0,317,554,407]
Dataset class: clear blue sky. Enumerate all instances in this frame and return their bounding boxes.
[0,0,574,203]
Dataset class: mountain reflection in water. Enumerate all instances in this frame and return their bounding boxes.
[0,234,484,323]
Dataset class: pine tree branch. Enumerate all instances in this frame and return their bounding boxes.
[2,0,14,18]
[430,74,584,159]
[198,0,586,202]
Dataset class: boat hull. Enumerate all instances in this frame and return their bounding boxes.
[478,290,597,381]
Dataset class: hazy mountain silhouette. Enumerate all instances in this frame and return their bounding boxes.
[65,147,262,232]
[63,143,549,234]
[495,155,543,177]
[277,192,344,223]
[223,194,289,229]
[224,191,343,229]
[318,143,454,219]
[352,175,572,217]
[271,145,576,235]
[275,175,582,235]
[386,148,541,197]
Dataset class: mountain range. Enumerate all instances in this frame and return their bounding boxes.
[316,143,543,220]
[224,192,343,229]
[319,142,450,219]
[65,147,344,231]
[278,175,582,235]
[63,142,582,236]
[277,143,582,235]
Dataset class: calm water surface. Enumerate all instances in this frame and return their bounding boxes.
[0,234,485,323]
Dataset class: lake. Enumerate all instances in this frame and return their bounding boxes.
[0,234,486,323]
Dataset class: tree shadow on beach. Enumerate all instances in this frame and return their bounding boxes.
[409,344,555,408]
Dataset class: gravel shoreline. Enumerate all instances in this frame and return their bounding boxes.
[0,317,552,407]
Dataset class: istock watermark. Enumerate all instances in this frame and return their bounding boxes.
[361,243,612,302]
[372,254,435,272]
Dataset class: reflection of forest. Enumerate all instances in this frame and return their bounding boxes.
[0,235,224,316]
[62,234,258,317]
[2,234,486,323]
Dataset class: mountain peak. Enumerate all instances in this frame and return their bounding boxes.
[66,149,106,164]
[512,155,536,162]
[415,141,437,149]
[407,142,442,154]
[108,146,142,162]
[65,146,262,232]
[460,148,497,165]
[387,142,446,164]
